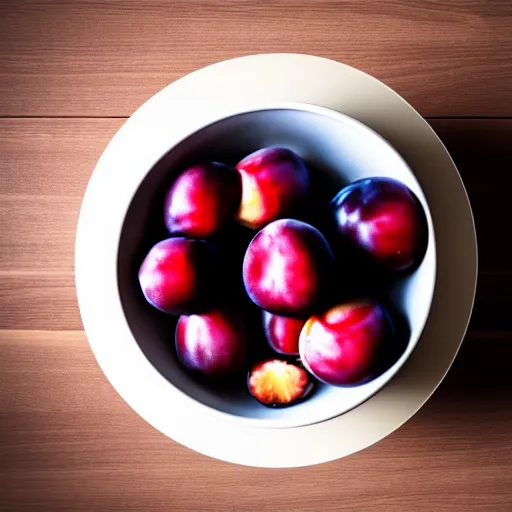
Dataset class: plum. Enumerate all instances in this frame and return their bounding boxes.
[243,219,335,316]
[164,162,241,238]
[299,300,392,386]
[330,177,428,274]
[236,147,310,229]
[138,237,215,315]
[248,359,314,407]
[263,311,305,356]
[176,309,248,377]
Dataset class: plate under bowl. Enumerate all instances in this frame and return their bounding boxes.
[76,53,476,466]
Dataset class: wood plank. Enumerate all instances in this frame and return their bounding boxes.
[428,118,512,273]
[0,118,123,277]
[0,118,511,330]
[0,329,510,511]
[0,0,511,117]
[0,119,122,331]
[0,118,123,197]
[470,272,512,332]
[0,272,81,331]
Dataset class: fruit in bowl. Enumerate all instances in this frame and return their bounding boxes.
[176,309,248,377]
[330,177,428,274]
[120,104,434,428]
[263,311,306,356]
[248,359,315,407]
[299,300,392,386]
[242,218,335,316]
[136,143,428,408]
[138,237,217,315]
[164,162,242,238]
[236,147,310,229]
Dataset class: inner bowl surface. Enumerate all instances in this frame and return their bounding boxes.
[118,105,436,429]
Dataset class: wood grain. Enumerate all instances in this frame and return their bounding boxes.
[0,330,510,512]
[0,0,511,117]
[0,118,510,331]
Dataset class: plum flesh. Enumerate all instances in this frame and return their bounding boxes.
[248,359,314,407]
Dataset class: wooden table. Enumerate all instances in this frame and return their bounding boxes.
[1,2,511,510]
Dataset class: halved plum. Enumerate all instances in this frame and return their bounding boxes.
[248,359,314,407]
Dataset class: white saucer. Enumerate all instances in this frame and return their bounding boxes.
[76,54,477,468]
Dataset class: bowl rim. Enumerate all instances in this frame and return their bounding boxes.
[114,100,437,429]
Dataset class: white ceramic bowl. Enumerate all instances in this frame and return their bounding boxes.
[117,103,436,429]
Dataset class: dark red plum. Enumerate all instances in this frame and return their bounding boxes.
[248,359,314,407]
[164,162,241,238]
[299,300,392,386]
[236,147,310,229]
[330,177,428,274]
[263,311,305,356]
[243,219,335,316]
[176,309,248,377]
[138,237,215,315]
